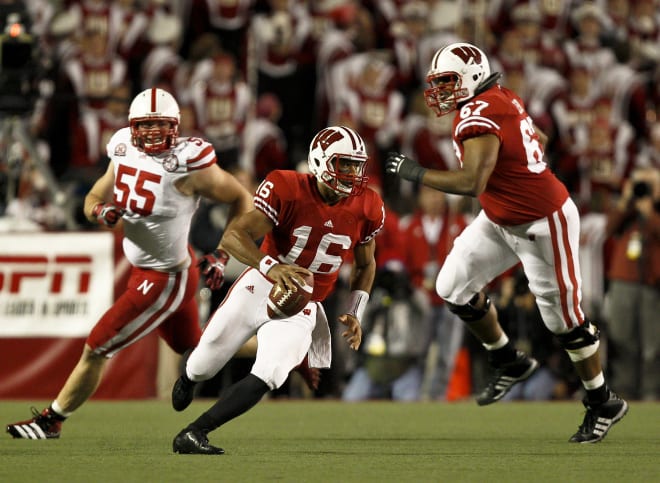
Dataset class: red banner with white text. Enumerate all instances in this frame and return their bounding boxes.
[0,231,159,399]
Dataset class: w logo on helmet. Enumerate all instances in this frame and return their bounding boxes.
[312,128,344,153]
[450,45,482,65]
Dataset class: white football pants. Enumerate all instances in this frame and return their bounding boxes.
[436,198,585,334]
[186,268,317,390]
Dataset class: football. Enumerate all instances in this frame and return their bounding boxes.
[267,272,314,319]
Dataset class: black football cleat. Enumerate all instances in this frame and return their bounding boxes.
[569,392,628,443]
[7,407,63,439]
[476,351,539,406]
[173,427,224,455]
[172,375,196,412]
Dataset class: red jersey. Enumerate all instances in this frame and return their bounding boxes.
[452,85,569,225]
[255,171,385,301]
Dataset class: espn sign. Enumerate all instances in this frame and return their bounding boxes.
[0,232,114,337]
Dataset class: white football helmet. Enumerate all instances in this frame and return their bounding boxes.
[308,126,369,196]
[424,42,491,116]
[128,88,180,154]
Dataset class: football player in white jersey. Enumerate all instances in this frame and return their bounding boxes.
[6,88,254,440]
[386,43,627,443]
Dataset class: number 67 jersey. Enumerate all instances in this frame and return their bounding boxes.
[255,170,385,302]
[107,127,217,270]
[453,85,569,226]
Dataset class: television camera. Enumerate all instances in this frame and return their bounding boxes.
[0,9,76,230]
[0,11,38,115]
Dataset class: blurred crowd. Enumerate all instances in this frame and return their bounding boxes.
[0,0,658,401]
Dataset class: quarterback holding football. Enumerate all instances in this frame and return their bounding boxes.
[172,125,384,454]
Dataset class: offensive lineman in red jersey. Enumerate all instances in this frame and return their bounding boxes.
[171,126,384,454]
[6,88,254,440]
[386,42,627,443]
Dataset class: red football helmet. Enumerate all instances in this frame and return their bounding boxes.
[308,126,369,196]
[128,88,180,154]
[424,42,491,117]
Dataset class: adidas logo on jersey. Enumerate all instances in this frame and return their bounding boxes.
[324,220,334,228]
[246,285,254,294]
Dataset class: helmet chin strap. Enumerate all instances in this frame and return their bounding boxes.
[474,72,502,96]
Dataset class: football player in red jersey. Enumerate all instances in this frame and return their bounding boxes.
[172,126,384,454]
[6,88,254,440]
[386,42,627,443]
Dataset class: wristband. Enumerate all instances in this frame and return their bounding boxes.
[259,255,279,275]
[346,290,369,324]
[91,203,102,217]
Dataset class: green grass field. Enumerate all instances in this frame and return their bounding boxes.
[1,399,658,482]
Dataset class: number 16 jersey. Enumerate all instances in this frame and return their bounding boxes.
[255,170,385,302]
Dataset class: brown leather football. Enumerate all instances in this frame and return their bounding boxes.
[266,272,314,319]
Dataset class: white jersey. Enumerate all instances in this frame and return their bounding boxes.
[106,128,217,271]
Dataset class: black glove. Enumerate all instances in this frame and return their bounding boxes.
[198,249,230,290]
[385,152,427,183]
[91,203,125,226]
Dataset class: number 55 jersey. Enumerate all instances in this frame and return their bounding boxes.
[255,170,385,302]
[452,85,569,226]
[107,127,217,270]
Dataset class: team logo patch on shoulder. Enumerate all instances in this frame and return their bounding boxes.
[114,143,127,156]
[162,154,179,172]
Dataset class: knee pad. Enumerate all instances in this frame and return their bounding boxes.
[556,320,600,362]
[445,292,491,322]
